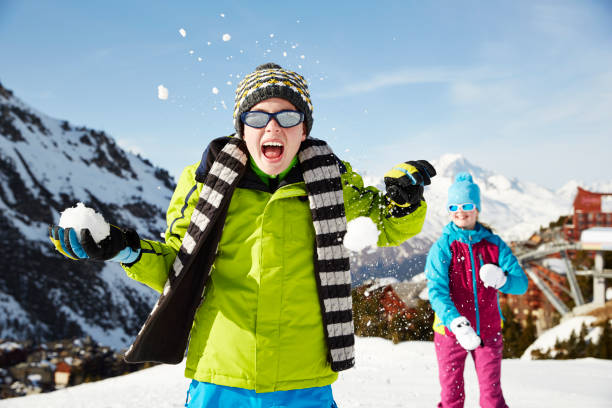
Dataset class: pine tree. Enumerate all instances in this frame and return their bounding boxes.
[517,311,537,355]
[595,320,612,359]
[501,305,522,358]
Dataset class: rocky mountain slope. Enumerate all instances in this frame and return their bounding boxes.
[0,82,175,349]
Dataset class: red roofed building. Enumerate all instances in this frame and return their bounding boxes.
[563,187,612,241]
[54,361,71,388]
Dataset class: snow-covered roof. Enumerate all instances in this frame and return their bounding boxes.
[580,227,612,250]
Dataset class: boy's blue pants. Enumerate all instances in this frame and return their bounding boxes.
[185,380,338,408]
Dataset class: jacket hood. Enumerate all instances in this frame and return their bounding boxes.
[442,221,493,244]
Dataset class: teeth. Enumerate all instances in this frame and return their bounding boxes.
[263,142,283,147]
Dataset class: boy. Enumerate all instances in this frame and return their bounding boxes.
[50,63,435,407]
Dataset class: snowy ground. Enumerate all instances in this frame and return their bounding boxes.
[1,337,610,407]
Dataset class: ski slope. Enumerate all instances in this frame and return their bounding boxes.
[1,337,610,407]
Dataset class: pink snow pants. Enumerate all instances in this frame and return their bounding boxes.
[434,332,508,408]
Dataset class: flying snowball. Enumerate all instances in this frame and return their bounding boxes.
[343,217,379,252]
[222,33,231,42]
[157,85,168,100]
[179,28,186,38]
[212,87,219,95]
[59,202,110,244]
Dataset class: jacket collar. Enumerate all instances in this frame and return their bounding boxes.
[443,221,492,244]
[238,161,304,193]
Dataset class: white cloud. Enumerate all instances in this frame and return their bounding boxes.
[321,66,504,97]
[530,2,592,40]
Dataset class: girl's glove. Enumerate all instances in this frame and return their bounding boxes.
[49,224,141,263]
[450,316,481,351]
[479,263,507,289]
[384,160,436,207]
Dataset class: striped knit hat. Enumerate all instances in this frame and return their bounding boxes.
[233,63,313,137]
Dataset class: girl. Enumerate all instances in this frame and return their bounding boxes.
[425,172,528,408]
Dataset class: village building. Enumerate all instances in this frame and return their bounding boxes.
[563,187,612,242]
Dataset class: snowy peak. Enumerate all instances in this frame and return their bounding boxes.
[434,153,490,180]
[433,153,527,195]
[0,82,176,348]
[426,154,568,242]
[0,82,175,240]
[351,151,599,284]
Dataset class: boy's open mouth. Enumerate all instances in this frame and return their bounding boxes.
[261,141,284,160]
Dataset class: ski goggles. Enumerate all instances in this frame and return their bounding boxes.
[240,110,304,128]
[448,203,476,212]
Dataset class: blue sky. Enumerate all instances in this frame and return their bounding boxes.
[1,0,611,189]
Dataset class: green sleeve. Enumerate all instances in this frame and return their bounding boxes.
[121,163,201,293]
[341,160,427,247]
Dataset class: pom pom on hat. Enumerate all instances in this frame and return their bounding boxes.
[455,172,473,183]
[447,172,481,211]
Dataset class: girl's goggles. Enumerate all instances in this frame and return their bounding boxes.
[448,203,476,212]
[240,110,304,128]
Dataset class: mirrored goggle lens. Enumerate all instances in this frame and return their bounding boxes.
[241,111,304,128]
[275,111,303,127]
[242,112,270,128]
[448,203,475,212]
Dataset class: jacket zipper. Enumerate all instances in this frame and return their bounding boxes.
[466,233,481,336]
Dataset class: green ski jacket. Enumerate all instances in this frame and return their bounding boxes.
[123,137,427,392]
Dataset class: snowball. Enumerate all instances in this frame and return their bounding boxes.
[222,33,231,42]
[59,202,110,244]
[179,28,186,38]
[212,87,219,94]
[343,217,379,252]
[157,85,168,100]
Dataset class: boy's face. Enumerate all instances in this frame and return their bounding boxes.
[450,207,478,230]
[242,98,306,176]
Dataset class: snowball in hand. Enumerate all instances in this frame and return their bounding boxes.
[343,217,379,252]
[58,202,110,244]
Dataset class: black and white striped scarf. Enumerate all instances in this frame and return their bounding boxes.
[125,137,354,372]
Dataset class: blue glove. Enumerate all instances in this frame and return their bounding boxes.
[49,224,141,263]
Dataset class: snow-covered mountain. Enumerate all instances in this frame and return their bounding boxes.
[350,154,612,283]
[0,82,175,349]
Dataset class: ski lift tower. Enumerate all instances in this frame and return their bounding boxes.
[580,227,612,306]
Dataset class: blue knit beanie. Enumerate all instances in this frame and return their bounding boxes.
[447,172,481,211]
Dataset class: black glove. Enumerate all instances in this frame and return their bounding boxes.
[49,224,141,263]
[384,160,436,213]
